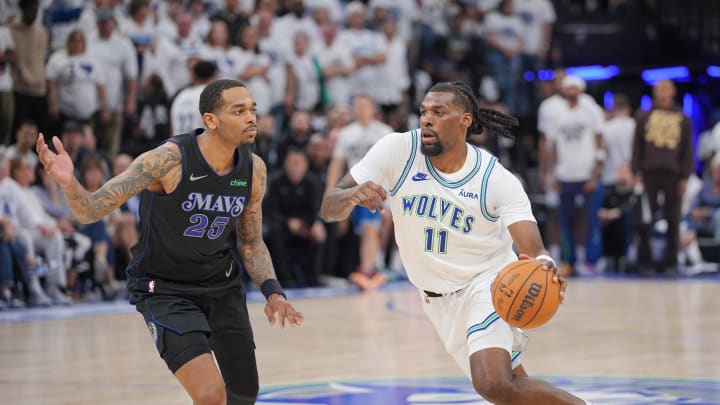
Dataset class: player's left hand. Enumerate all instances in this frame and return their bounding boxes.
[265,294,304,329]
[518,253,567,304]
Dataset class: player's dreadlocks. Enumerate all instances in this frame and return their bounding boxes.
[428,81,518,139]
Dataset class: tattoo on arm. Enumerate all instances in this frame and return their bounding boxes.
[237,154,277,285]
[320,172,358,222]
[64,144,181,223]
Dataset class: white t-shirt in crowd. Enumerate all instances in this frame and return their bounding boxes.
[514,0,556,55]
[337,28,387,101]
[286,51,320,112]
[153,35,205,97]
[315,37,354,107]
[333,120,393,169]
[170,84,205,135]
[87,33,138,112]
[547,101,604,182]
[601,115,636,185]
[46,50,104,120]
[376,33,410,106]
[236,50,273,115]
[484,11,525,52]
[259,35,288,108]
[537,93,600,135]
[350,130,535,292]
[0,26,14,91]
[199,45,244,81]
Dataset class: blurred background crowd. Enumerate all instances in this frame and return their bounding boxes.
[0,0,719,309]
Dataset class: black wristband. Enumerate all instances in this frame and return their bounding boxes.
[260,279,286,300]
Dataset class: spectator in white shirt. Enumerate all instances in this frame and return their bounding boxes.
[285,31,321,112]
[119,0,156,78]
[546,76,606,275]
[152,12,204,97]
[325,95,392,289]
[170,60,218,135]
[601,94,636,188]
[46,29,109,138]
[88,8,138,157]
[338,2,387,103]
[9,155,72,304]
[484,0,524,113]
[5,119,39,169]
[316,23,354,108]
[377,16,410,131]
[199,20,244,80]
[272,0,320,54]
[514,0,556,116]
[236,25,273,115]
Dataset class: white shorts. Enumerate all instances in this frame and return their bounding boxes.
[420,275,527,378]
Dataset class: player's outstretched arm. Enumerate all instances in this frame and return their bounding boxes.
[36,134,180,224]
[237,154,303,328]
[508,220,567,302]
[320,173,386,222]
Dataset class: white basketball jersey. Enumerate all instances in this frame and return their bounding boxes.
[351,129,536,293]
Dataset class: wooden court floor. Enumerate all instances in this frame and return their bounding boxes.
[1,278,719,404]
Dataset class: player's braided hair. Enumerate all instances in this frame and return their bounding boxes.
[428,81,518,139]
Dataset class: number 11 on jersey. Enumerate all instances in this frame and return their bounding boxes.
[424,227,448,254]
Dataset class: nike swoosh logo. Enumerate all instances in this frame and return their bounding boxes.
[189,173,208,182]
[411,173,429,181]
[226,262,233,278]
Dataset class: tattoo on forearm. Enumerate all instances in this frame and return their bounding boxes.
[238,155,277,285]
[64,145,181,223]
[320,173,358,222]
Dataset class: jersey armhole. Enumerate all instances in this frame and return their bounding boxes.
[153,136,186,198]
[389,129,419,196]
[479,156,499,222]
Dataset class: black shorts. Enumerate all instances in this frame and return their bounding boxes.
[136,288,259,398]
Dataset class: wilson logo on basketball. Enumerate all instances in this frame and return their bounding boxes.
[512,282,543,321]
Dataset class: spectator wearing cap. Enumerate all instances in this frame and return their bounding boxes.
[545,75,606,275]
[88,8,138,157]
[46,29,109,139]
[9,0,49,136]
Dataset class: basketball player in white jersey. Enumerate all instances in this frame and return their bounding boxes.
[170,60,217,135]
[321,81,590,404]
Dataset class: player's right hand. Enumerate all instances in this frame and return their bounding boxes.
[36,134,75,189]
[350,181,386,213]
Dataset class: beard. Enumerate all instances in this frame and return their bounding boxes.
[420,142,444,156]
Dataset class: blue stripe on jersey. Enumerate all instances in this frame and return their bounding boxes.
[511,350,522,362]
[480,156,500,222]
[425,146,482,188]
[389,129,419,196]
[466,312,501,338]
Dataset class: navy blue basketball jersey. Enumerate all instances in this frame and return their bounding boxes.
[127,131,253,286]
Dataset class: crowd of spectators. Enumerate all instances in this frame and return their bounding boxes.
[0,0,718,309]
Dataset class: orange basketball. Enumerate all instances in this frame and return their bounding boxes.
[491,259,561,329]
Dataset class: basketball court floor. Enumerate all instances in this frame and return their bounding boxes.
[1,276,719,404]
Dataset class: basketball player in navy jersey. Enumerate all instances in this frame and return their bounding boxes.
[322,81,590,404]
[37,79,303,405]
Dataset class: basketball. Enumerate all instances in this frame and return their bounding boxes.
[491,259,561,329]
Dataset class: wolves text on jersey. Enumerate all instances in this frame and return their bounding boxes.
[181,192,246,217]
[401,194,475,233]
